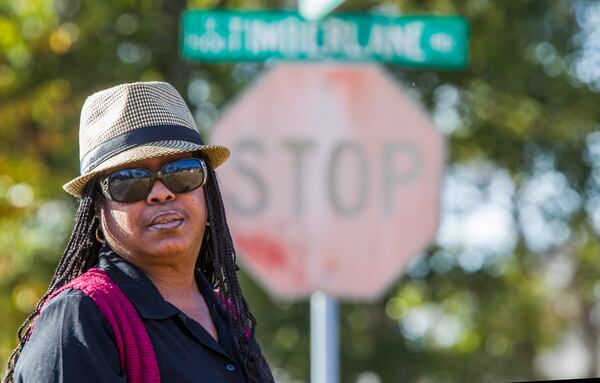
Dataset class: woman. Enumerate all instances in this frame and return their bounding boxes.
[3,82,275,382]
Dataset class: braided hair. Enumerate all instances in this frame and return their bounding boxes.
[3,153,274,383]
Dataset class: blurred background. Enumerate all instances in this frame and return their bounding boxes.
[1,0,600,381]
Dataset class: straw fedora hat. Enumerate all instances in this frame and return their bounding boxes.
[63,81,230,197]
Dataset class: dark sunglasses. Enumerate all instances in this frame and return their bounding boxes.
[99,158,208,203]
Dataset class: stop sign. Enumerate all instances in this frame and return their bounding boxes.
[211,63,443,301]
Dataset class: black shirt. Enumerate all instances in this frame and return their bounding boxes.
[14,248,247,382]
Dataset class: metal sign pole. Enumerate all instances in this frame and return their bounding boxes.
[311,291,339,383]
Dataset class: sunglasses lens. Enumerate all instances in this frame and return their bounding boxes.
[107,168,151,202]
[161,159,206,193]
[102,158,206,202]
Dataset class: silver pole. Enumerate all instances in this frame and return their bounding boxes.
[310,291,339,383]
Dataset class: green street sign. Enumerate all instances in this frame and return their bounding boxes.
[181,10,469,69]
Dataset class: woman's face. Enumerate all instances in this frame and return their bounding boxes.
[98,153,208,266]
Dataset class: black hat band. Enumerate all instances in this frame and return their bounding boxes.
[80,125,205,174]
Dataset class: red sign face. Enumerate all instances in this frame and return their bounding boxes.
[211,63,443,301]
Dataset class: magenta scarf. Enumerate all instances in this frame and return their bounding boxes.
[38,268,160,383]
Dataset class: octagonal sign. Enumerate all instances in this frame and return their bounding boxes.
[211,63,443,301]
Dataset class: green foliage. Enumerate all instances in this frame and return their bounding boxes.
[1,0,600,382]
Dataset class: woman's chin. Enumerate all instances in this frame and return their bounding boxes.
[145,239,197,259]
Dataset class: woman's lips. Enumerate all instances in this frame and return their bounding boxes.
[149,219,183,230]
[148,211,184,230]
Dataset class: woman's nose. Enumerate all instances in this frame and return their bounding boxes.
[146,179,175,204]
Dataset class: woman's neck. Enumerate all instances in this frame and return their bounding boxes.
[108,242,201,301]
[143,263,199,300]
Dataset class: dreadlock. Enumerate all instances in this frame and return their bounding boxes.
[3,154,274,383]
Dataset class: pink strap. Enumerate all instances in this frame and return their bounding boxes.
[43,268,160,383]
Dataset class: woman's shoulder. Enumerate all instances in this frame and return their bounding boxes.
[37,267,121,321]
[29,288,113,343]
[43,287,95,309]
[14,289,123,382]
[37,288,105,325]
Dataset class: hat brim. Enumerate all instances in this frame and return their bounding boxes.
[63,140,230,197]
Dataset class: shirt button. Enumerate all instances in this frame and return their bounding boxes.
[225,363,236,372]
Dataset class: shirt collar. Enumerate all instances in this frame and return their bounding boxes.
[97,245,244,370]
[97,245,208,320]
[97,245,230,322]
